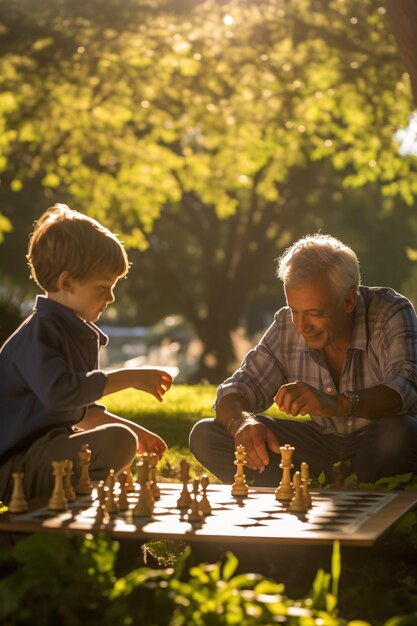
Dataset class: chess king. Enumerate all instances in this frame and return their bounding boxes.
[0,205,172,506]
[190,233,417,486]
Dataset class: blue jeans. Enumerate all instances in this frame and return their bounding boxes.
[189,415,417,485]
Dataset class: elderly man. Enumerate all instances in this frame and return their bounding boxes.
[189,234,417,485]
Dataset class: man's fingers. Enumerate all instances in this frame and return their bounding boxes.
[265,429,281,454]
[235,427,272,472]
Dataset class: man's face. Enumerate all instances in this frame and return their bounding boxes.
[284,274,357,351]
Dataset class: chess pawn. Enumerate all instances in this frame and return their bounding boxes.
[177,459,192,509]
[118,464,136,492]
[231,444,249,498]
[300,461,312,509]
[187,477,203,522]
[275,444,295,502]
[63,459,76,502]
[76,443,93,495]
[95,480,109,526]
[8,472,28,514]
[48,460,69,511]
[105,471,119,514]
[289,471,307,513]
[199,473,212,516]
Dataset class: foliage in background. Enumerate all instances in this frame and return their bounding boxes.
[0,533,402,626]
[0,530,416,625]
[0,0,416,381]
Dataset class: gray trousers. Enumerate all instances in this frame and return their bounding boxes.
[0,424,137,504]
[189,414,417,485]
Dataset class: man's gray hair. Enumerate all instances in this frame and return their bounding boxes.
[276,234,361,296]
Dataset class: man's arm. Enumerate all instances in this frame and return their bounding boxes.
[215,393,281,472]
[275,381,402,419]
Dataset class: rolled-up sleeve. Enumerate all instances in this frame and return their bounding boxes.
[379,302,417,410]
[215,320,287,413]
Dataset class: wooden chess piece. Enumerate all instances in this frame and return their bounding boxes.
[75,443,93,495]
[95,480,109,525]
[300,461,312,509]
[8,472,28,514]
[105,470,119,514]
[118,463,136,492]
[132,458,154,517]
[187,477,203,522]
[149,452,161,500]
[63,459,76,502]
[231,444,249,497]
[199,473,212,516]
[177,459,192,509]
[289,471,307,513]
[275,444,295,502]
[118,471,130,511]
[48,460,69,511]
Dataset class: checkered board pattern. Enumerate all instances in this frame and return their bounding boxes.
[1,483,417,546]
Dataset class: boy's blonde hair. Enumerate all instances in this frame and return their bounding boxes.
[27,204,130,291]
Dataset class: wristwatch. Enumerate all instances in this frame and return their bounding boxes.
[342,390,359,417]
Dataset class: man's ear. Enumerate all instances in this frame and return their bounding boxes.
[344,287,358,313]
[56,271,73,293]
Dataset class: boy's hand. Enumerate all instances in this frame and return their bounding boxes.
[136,428,168,460]
[132,369,173,402]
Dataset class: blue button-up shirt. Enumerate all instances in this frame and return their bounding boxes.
[0,295,108,457]
[216,286,417,435]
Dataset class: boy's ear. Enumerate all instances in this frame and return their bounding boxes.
[56,271,73,293]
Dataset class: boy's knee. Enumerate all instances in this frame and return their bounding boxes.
[93,424,137,473]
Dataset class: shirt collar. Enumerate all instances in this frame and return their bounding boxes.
[33,294,108,347]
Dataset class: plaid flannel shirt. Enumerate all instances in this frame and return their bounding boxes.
[216,286,417,435]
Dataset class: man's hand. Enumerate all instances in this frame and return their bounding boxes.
[232,416,281,473]
[274,381,343,417]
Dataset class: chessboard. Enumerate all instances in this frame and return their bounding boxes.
[1,483,417,547]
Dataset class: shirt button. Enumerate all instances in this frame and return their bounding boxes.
[326,386,332,393]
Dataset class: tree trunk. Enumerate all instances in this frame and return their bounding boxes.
[386,1,417,106]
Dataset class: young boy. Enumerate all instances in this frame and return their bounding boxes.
[0,204,173,504]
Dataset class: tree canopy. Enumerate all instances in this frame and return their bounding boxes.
[0,0,416,380]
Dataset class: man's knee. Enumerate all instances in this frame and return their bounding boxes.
[189,419,215,459]
[371,415,417,457]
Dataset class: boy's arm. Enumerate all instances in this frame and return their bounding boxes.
[103,368,173,402]
[78,405,167,458]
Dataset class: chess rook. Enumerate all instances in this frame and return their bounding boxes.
[8,472,28,514]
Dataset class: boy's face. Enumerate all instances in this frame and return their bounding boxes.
[60,273,120,322]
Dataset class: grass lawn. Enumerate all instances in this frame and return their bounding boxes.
[105,383,287,479]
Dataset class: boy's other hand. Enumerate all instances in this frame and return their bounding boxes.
[132,368,173,402]
[136,428,168,459]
